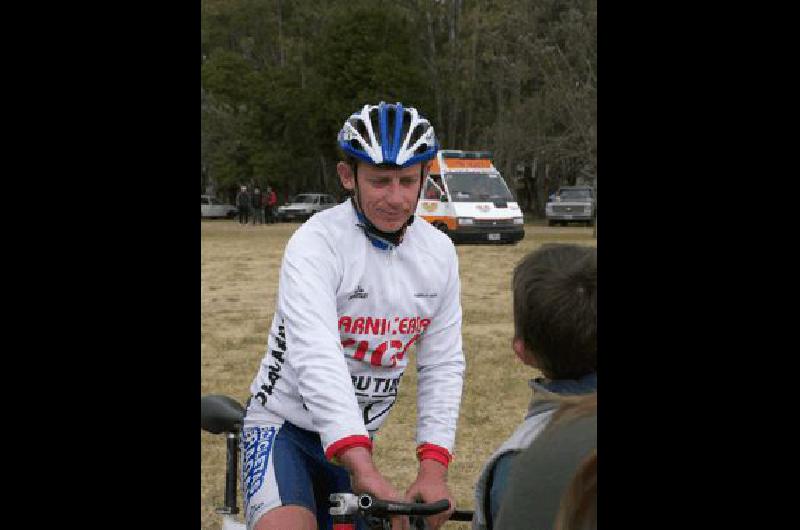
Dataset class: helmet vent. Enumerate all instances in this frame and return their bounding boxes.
[401,111,412,137]
[408,124,425,150]
[386,107,396,145]
[369,108,381,142]
[354,119,368,142]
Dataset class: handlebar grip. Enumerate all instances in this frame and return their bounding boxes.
[450,510,474,521]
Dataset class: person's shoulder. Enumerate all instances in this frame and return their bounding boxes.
[286,200,355,255]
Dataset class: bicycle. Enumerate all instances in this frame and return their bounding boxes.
[201,394,474,530]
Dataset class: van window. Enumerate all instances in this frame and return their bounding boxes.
[444,172,514,202]
[424,175,445,199]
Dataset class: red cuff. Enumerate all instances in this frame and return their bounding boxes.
[416,443,452,468]
[325,435,373,462]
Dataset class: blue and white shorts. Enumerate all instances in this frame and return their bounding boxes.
[241,417,368,530]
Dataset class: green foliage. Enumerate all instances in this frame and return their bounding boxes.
[200,0,597,211]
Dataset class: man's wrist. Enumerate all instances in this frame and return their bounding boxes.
[417,457,448,480]
[416,443,452,469]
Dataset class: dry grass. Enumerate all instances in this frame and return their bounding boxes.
[201,219,596,529]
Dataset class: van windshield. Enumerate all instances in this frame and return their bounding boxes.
[444,172,514,202]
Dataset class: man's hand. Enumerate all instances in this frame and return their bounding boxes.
[404,459,455,530]
[338,447,410,530]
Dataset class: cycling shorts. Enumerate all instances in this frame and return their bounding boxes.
[241,416,368,530]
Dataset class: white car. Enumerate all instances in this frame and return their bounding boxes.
[276,193,338,222]
[201,195,238,219]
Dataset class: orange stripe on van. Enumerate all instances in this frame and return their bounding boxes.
[429,158,492,174]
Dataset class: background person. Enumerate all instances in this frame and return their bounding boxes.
[265,186,277,224]
[240,101,464,530]
[251,186,263,225]
[236,185,251,225]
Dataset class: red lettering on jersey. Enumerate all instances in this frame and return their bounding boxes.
[365,317,381,335]
[354,340,369,361]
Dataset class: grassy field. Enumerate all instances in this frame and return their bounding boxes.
[201,218,596,529]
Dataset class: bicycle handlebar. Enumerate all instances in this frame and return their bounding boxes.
[359,494,450,516]
[330,493,473,521]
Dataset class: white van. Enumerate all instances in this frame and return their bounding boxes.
[415,150,524,243]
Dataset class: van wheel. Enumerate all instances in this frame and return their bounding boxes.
[433,222,449,235]
[548,220,556,227]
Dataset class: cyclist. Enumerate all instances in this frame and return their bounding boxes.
[241,101,465,530]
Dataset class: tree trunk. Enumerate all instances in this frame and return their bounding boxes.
[276,0,285,67]
[425,9,443,134]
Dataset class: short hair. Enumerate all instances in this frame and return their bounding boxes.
[512,244,596,379]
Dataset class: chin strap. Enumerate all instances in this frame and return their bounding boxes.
[351,199,414,250]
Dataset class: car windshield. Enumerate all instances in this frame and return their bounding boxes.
[291,195,315,204]
[444,172,514,202]
[559,189,593,201]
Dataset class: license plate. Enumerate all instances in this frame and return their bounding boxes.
[488,233,500,241]
[562,214,573,220]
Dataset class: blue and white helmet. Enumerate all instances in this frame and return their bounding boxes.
[338,102,438,168]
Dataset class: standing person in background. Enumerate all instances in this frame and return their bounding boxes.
[265,185,278,224]
[251,187,263,225]
[236,185,250,225]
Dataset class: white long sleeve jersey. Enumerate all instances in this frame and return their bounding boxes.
[247,199,465,458]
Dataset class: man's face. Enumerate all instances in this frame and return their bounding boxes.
[337,161,428,232]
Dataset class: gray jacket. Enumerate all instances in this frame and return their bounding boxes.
[472,373,597,530]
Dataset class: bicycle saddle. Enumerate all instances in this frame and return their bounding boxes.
[201,395,245,434]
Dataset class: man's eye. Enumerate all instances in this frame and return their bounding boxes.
[400,178,417,186]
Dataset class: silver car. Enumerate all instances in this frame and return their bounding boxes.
[201,195,238,219]
[276,193,338,222]
[546,186,595,226]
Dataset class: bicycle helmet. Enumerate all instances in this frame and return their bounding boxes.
[338,102,438,168]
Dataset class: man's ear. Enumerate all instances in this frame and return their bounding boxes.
[513,337,537,367]
[337,161,355,191]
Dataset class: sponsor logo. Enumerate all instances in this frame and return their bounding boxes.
[349,286,369,300]
[476,204,491,212]
[414,292,438,298]
[421,202,438,212]
[338,315,431,335]
[242,427,277,505]
[254,321,287,406]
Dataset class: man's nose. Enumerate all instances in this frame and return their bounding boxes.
[384,178,405,204]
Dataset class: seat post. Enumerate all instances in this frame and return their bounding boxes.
[217,431,240,515]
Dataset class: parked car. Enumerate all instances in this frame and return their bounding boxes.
[276,193,338,222]
[545,186,595,226]
[201,195,238,219]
